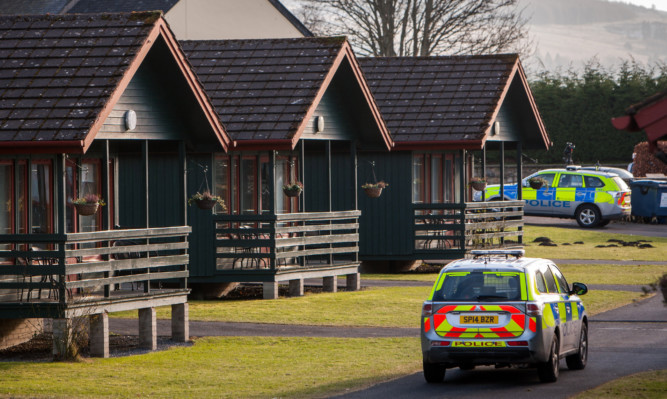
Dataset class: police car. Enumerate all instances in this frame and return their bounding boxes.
[421,250,588,383]
[475,166,631,227]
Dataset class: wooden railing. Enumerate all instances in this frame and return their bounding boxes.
[0,227,190,305]
[213,211,360,272]
[413,201,523,258]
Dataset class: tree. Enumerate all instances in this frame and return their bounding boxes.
[296,0,530,57]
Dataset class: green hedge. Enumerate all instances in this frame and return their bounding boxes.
[527,60,667,164]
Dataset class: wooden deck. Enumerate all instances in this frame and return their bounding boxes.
[0,226,191,319]
[413,200,524,259]
[212,211,361,283]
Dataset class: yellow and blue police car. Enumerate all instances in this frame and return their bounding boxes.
[475,166,631,227]
[421,249,588,383]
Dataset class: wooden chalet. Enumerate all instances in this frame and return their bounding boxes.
[358,55,551,268]
[0,12,230,356]
[181,37,392,299]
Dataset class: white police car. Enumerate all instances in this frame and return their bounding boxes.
[475,166,631,227]
[422,249,588,383]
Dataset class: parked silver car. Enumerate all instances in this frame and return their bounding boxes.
[421,250,588,383]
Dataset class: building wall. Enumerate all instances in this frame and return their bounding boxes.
[357,151,414,259]
[166,0,305,40]
[0,319,43,350]
[98,66,184,140]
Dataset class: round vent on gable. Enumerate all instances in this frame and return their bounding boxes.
[124,110,137,131]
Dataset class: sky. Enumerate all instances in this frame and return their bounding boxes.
[608,0,667,11]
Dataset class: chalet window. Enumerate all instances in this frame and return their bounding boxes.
[275,155,299,214]
[215,153,300,215]
[66,159,104,234]
[30,160,53,235]
[0,162,11,239]
[412,153,460,204]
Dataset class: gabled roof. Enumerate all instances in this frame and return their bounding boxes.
[0,0,69,14]
[182,37,391,150]
[0,12,229,153]
[67,0,179,14]
[0,0,313,37]
[267,0,313,37]
[359,54,550,150]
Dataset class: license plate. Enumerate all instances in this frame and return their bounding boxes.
[460,315,498,324]
[452,341,506,348]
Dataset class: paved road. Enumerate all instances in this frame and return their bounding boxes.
[332,294,667,399]
[525,216,667,238]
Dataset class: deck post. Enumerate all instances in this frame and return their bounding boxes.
[171,303,189,342]
[500,142,505,199]
[346,273,360,291]
[482,145,487,201]
[138,307,157,350]
[323,276,337,293]
[89,313,109,358]
[263,282,279,300]
[288,279,304,297]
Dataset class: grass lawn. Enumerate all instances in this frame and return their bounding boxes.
[0,336,421,399]
[365,264,667,287]
[113,287,644,326]
[523,226,667,261]
[558,264,667,286]
[573,370,667,399]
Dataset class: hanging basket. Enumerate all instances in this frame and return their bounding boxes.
[471,181,487,191]
[283,187,302,197]
[75,203,99,216]
[195,199,217,210]
[364,187,383,198]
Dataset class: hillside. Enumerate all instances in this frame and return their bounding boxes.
[522,0,667,72]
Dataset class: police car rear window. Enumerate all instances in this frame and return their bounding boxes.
[433,271,523,301]
[584,176,604,188]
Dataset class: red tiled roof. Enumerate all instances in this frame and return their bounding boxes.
[359,54,519,148]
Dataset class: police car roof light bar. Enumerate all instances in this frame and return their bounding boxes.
[471,249,525,260]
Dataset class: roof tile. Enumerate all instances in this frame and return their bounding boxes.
[360,55,517,144]
[181,37,346,142]
[0,13,158,144]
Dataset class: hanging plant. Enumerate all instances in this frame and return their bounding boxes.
[529,176,548,190]
[469,177,487,191]
[72,194,106,216]
[188,191,226,211]
[362,181,388,198]
[282,181,303,197]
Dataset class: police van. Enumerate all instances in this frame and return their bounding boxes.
[475,166,631,227]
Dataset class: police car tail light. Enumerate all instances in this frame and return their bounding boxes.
[422,303,433,317]
[507,341,529,347]
[617,192,628,206]
[431,340,450,347]
[526,303,541,317]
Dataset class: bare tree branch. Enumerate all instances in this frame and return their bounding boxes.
[295,0,532,57]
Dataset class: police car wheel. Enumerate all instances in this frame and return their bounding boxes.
[423,361,446,383]
[537,336,560,383]
[566,323,588,370]
[575,205,601,228]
